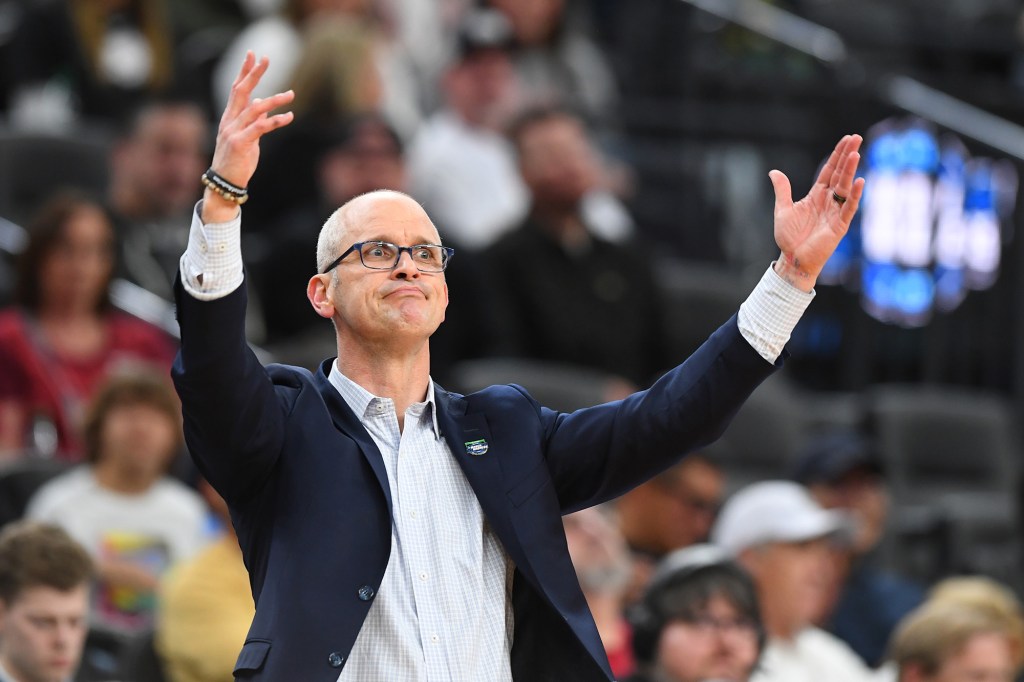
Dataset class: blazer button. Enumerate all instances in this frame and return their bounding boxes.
[328,652,345,668]
[357,585,375,601]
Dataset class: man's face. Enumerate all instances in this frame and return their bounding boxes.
[0,585,89,682]
[809,469,888,555]
[741,538,833,640]
[322,195,449,345]
[922,631,1015,682]
[656,594,760,682]
[517,116,600,210]
[637,459,723,555]
[121,106,207,218]
[320,123,407,206]
[446,49,516,129]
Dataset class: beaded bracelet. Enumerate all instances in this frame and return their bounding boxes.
[201,168,249,205]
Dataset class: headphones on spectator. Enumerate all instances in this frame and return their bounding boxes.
[628,544,765,666]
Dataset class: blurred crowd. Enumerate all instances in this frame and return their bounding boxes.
[0,0,1023,681]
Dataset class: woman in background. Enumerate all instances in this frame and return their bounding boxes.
[0,192,175,459]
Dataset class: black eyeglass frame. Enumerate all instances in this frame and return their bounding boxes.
[320,241,455,274]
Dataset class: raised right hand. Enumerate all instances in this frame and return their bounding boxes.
[203,52,295,224]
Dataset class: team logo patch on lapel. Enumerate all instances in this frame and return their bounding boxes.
[464,439,489,456]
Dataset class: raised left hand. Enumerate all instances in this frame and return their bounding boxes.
[770,134,865,292]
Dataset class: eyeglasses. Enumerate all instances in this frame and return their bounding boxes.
[677,615,759,637]
[321,241,455,274]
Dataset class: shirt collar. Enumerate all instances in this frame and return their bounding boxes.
[328,361,441,439]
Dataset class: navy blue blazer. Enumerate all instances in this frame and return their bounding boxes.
[172,278,781,681]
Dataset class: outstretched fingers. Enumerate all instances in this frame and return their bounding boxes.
[815,135,850,188]
[840,177,866,224]
[829,134,863,192]
[223,53,271,124]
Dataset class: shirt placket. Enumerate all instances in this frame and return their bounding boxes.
[397,404,449,679]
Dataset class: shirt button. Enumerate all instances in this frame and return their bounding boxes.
[357,585,375,601]
[410,510,417,519]
[418,572,428,582]
[328,652,345,668]
[431,634,439,644]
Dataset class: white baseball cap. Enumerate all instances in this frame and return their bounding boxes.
[711,480,854,555]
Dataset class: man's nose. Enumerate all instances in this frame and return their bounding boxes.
[391,250,420,278]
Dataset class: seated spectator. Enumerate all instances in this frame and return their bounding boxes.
[927,576,1024,668]
[482,106,668,388]
[406,8,530,251]
[485,0,620,133]
[791,430,925,666]
[888,601,1021,682]
[625,544,764,682]
[212,0,420,135]
[617,455,723,598]
[106,99,209,302]
[712,481,875,682]
[26,369,208,635]
[0,193,175,459]
[564,506,635,679]
[6,0,175,129]
[0,521,94,682]
[156,479,254,682]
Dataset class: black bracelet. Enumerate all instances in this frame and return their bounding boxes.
[201,168,249,204]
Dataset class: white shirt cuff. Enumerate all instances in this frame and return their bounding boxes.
[737,264,815,364]
[179,201,245,300]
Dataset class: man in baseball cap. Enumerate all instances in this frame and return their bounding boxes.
[712,481,874,682]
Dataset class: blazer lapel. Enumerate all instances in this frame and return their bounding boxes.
[314,360,393,512]
[434,386,527,565]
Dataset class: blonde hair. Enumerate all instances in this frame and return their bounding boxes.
[927,576,1024,669]
[889,601,1015,676]
[288,18,381,121]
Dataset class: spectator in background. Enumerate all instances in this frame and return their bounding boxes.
[485,0,619,133]
[106,99,209,301]
[0,521,94,682]
[213,0,420,134]
[564,506,636,679]
[406,8,530,250]
[0,193,175,459]
[26,368,208,635]
[888,601,1021,682]
[791,430,924,667]
[6,0,175,129]
[156,479,255,682]
[712,481,875,682]
[927,576,1024,668]
[625,544,764,682]
[482,106,667,388]
[617,455,723,599]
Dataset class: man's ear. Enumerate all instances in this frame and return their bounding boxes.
[307,274,336,319]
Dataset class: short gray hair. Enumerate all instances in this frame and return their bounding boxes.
[316,205,349,275]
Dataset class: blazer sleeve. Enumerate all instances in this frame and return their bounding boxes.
[533,314,779,513]
[171,276,288,506]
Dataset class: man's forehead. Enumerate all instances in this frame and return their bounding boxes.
[346,195,440,242]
